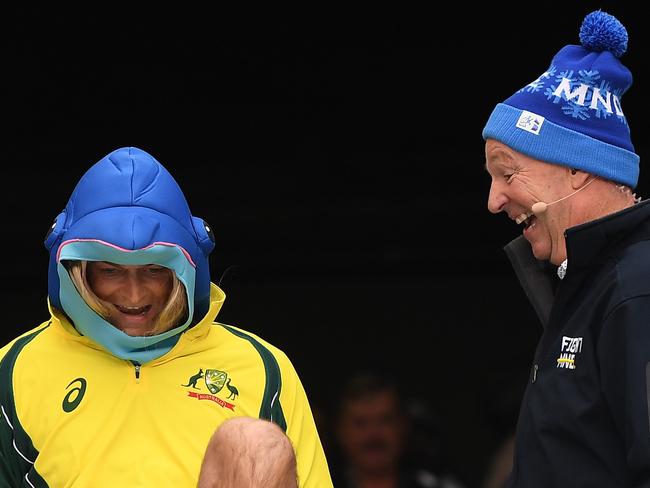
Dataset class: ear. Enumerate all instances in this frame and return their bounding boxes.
[569,168,591,189]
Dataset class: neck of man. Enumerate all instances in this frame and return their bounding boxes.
[358,474,399,488]
[571,179,637,226]
[354,464,400,488]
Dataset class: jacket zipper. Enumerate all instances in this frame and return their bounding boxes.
[132,362,141,383]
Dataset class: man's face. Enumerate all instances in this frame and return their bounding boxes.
[86,261,174,336]
[337,390,405,476]
[485,139,573,265]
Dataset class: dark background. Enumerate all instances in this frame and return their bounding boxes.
[3,5,647,486]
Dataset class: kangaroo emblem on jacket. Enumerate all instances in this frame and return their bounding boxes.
[181,368,204,389]
[183,368,239,411]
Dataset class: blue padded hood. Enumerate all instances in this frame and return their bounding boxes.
[45,147,215,324]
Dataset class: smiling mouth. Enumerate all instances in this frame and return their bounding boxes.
[515,212,537,230]
[114,304,152,316]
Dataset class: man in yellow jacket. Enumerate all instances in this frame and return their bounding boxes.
[0,146,332,487]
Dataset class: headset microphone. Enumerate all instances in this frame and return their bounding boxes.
[531,177,597,216]
[531,201,549,215]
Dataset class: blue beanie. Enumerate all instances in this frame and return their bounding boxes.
[482,11,640,187]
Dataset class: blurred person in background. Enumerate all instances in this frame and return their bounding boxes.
[330,371,465,488]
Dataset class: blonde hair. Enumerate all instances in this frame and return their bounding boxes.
[66,261,189,335]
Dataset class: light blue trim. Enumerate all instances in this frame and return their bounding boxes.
[482,103,640,188]
[57,242,196,363]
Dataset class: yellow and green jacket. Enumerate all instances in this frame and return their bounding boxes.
[0,284,332,487]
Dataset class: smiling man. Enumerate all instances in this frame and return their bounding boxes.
[483,10,650,488]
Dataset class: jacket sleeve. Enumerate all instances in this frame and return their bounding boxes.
[0,424,23,488]
[0,325,51,488]
[598,295,650,487]
[0,343,29,487]
[276,351,333,488]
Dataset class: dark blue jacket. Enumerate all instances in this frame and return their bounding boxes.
[505,199,650,488]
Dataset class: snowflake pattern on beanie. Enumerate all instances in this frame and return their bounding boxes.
[482,10,639,188]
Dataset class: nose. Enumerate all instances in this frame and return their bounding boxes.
[487,181,508,214]
[121,272,147,305]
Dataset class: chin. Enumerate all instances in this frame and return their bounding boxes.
[111,322,156,337]
[530,243,552,262]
